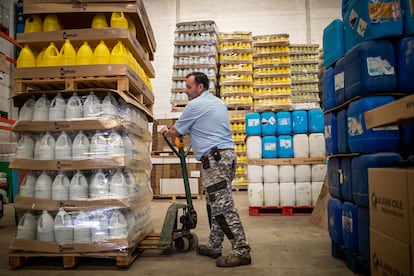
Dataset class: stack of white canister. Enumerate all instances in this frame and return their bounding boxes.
[245,109,326,207]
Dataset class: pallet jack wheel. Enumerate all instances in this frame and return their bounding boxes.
[189,233,198,250]
[174,236,190,252]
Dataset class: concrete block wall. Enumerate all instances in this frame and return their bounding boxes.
[143,0,341,118]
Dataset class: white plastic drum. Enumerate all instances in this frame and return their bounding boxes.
[279,165,294,183]
[295,182,312,206]
[263,165,278,183]
[248,182,263,207]
[279,182,295,206]
[295,164,311,182]
[246,136,262,159]
[311,164,327,182]
[263,182,279,206]
[311,181,324,206]
[309,133,326,157]
[293,134,309,157]
[247,165,263,183]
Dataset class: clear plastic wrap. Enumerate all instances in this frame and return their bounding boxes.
[11,89,154,253]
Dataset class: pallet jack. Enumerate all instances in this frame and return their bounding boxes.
[138,135,198,252]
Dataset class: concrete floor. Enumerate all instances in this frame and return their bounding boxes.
[0,191,357,275]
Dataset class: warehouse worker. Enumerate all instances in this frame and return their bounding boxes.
[160,72,251,267]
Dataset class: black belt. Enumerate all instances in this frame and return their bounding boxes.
[202,148,232,160]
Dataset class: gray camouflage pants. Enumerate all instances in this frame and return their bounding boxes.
[202,149,251,257]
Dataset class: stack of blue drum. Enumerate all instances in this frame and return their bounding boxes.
[322,0,414,273]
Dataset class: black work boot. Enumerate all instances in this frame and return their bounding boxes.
[196,245,222,259]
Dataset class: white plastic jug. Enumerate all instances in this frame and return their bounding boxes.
[72,131,90,160]
[296,182,312,206]
[83,92,101,118]
[52,172,70,200]
[55,131,72,160]
[73,210,91,243]
[118,98,132,121]
[263,182,279,206]
[49,93,66,121]
[90,131,108,156]
[69,170,89,200]
[279,182,296,206]
[109,210,127,238]
[248,182,264,207]
[89,169,109,199]
[124,169,137,196]
[91,211,109,242]
[16,212,37,240]
[109,168,128,197]
[34,171,52,199]
[38,132,56,160]
[15,135,34,159]
[54,207,73,244]
[295,165,311,183]
[65,92,83,120]
[37,210,55,242]
[32,94,50,121]
[108,131,125,156]
[19,98,35,121]
[33,136,41,160]
[101,92,119,117]
[263,165,278,183]
[20,172,37,197]
[123,209,136,236]
[247,165,263,183]
[122,133,135,157]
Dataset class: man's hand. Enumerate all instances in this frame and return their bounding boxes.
[160,126,169,137]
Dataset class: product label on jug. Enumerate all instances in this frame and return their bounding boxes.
[366,57,395,76]
[248,118,259,127]
[334,72,344,91]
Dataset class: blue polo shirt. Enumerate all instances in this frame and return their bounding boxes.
[174,91,234,160]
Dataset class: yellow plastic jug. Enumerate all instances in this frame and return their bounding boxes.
[36,47,46,67]
[93,40,111,64]
[17,45,36,68]
[126,16,136,37]
[60,40,77,66]
[110,41,128,65]
[24,15,42,33]
[91,13,108,29]
[110,12,128,29]
[76,41,93,65]
[43,14,61,32]
[43,42,60,67]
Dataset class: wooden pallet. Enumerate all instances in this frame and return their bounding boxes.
[248,205,314,216]
[331,241,370,275]
[9,245,143,269]
[13,65,154,112]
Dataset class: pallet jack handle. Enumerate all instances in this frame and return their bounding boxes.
[163,135,194,210]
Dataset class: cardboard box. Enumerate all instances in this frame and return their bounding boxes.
[364,94,414,129]
[368,168,414,246]
[160,178,199,195]
[150,159,203,196]
[370,228,413,276]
